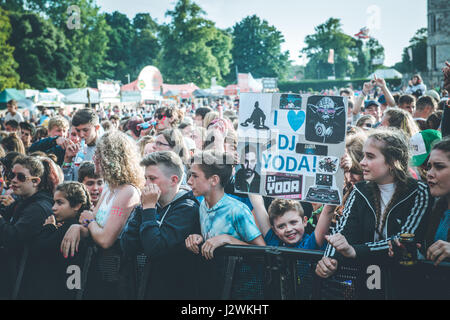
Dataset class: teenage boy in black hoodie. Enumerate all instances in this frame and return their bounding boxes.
[120,151,200,299]
[0,156,55,299]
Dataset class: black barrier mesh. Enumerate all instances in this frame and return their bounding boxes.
[319,265,360,300]
[294,260,315,300]
[229,257,265,300]
[82,244,450,300]
[135,254,148,287]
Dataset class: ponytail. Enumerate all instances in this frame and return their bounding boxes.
[38,157,60,194]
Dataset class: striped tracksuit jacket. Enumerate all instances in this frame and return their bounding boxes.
[325,178,433,262]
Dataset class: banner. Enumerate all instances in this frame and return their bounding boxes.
[328,49,335,64]
[97,80,121,100]
[236,93,347,205]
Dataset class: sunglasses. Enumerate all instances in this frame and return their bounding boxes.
[318,108,336,115]
[155,113,171,120]
[10,172,38,183]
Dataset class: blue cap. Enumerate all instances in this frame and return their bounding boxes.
[364,100,380,109]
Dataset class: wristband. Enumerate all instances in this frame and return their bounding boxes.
[63,162,73,167]
[82,219,95,227]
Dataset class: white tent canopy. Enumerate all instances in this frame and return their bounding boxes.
[369,68,403,79]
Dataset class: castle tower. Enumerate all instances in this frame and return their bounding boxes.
[427,0,450,88]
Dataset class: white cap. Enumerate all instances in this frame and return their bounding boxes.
[183,137,196,150]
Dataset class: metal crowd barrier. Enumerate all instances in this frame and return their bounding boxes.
[211,245,450,300]
[8,242,449,300]
[76,243,449,300]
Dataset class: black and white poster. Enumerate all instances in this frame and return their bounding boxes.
[305,96,346,144]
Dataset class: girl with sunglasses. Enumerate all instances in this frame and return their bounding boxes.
[0,155,59,299]
[153,106,182,132]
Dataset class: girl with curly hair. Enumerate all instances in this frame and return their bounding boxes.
[61,130,144,299]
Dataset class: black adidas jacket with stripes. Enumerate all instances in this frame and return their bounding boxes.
[325,178,433,263]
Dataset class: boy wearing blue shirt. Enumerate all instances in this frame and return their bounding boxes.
[254,198,335,250]
[185,150,265,259]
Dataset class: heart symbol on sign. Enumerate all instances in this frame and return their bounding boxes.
[287,110,305,132]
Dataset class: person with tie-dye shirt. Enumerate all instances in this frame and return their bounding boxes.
[185,150,265,260]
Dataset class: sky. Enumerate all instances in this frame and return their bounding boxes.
[96,0,428,67]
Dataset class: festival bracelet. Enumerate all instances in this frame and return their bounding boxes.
[82,219,95,227]
[63,162,73,167]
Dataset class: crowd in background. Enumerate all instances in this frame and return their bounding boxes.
[0,62,449,300]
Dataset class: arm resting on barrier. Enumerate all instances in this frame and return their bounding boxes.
[201,234,265,260]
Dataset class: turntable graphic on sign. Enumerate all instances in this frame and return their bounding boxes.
[305,174,341,205]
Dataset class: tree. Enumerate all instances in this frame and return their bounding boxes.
[366,38,385,73]
[20,0,111,86]
[7,11,76,89]
[0,0,26,11]
[207,28,232,84]
[130,13,161,80]
[0,7,23,90]
[230,15,289,81]
[286,64,305,81]
[302,18,356,79]
[158,0,232,87]
[394,28,427,74]
[104,11,133,82]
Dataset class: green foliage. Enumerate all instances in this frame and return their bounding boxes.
[301,18,386,80]
[0,7,23,91]
[286,64,305,81]
[230,15,289,81]
[302,18,356,79]
[158,0,232,87]
[394,28,427,74]
[7,11,75,89]
[21,0,110,87]
[0,0,26,11]
[129,13,161,80]
[278,78,402,93]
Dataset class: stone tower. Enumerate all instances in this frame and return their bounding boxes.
[427,0,450,88]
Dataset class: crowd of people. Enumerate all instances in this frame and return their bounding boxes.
[0,62,449,300]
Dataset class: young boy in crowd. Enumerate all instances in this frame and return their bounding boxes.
[77,161,103,208]
[185,150,265,260]
[4,120,19,133]
[28,116,70,165]
[253,198,335,250]
[19,122,35,152]
[121,151,200,299]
